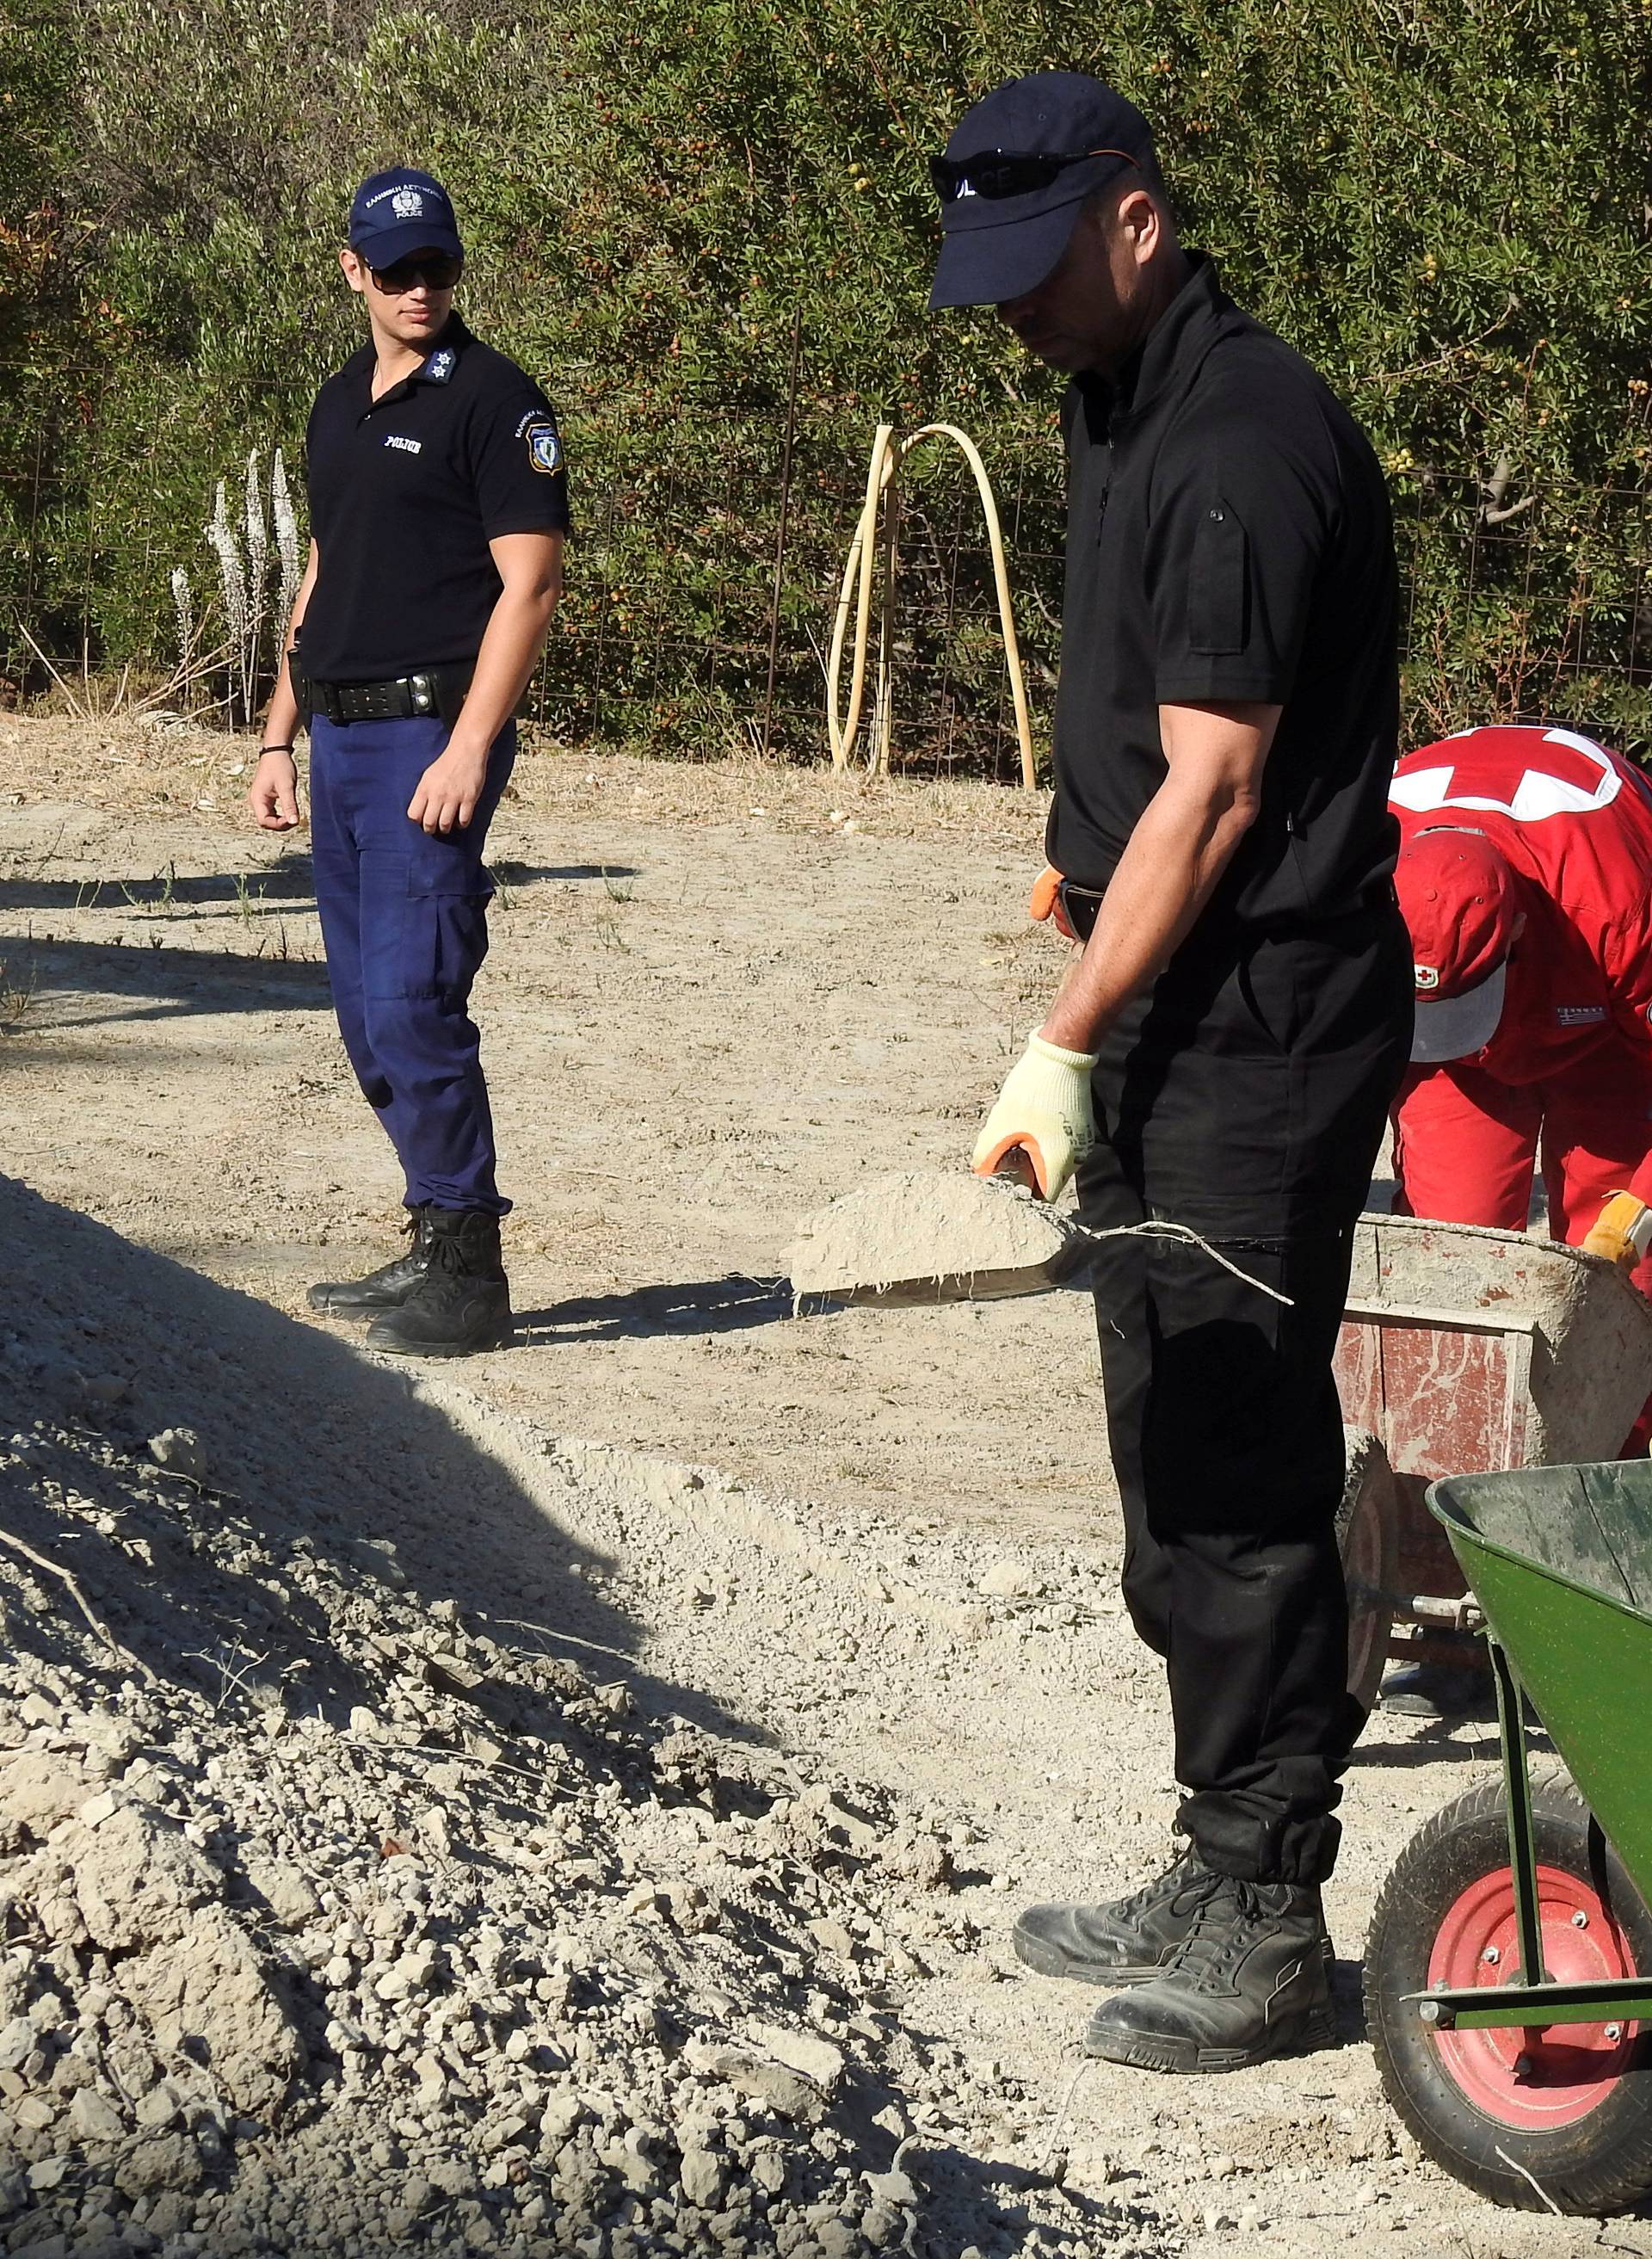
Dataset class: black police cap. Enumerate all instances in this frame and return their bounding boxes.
[929,73,1156,311]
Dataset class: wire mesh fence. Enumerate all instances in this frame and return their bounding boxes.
[1395,469,1652,755]
[3,351,1652,778]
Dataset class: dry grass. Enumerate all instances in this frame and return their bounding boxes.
[0,954,37,1033]
[0,713,1051,855]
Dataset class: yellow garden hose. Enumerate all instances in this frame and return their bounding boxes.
[827,423,1036,789]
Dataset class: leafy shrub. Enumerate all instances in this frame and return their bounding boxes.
[2,0,1649,756]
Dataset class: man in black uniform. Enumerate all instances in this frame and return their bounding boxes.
[250,168,568,1357]
[930,75,1412,2069]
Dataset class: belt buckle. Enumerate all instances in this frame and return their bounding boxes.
[1057,879,1102,941]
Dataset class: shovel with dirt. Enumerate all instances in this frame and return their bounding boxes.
[786,1164,1296,1311]
[786,1166,1090,1307]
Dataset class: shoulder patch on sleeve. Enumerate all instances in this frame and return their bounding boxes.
[515,410,563,475]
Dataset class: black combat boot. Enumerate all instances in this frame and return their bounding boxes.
[1379,1659,1495,1722]
[364,1209,510,1358]
[308,1207,433,1316]
[1082,1874,1336,2073]
[1014,1844,1227,1986]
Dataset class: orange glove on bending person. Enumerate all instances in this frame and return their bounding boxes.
[1581,1191,1652,1273]
[1028,863,1077,941]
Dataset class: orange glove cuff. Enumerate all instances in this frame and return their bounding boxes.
[1028,864,1077,942]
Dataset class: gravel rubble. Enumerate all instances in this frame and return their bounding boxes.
[0,1177,1173,2259]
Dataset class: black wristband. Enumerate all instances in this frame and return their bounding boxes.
[258,743,295,756]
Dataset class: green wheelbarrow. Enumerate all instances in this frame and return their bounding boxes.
[1365,1460,1652,2213]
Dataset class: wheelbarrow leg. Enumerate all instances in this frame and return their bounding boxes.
[1490,1639,1548,1989]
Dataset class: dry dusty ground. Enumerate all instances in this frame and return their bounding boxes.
[0,711,1643,2259]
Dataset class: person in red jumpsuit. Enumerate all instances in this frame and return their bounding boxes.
[1385,724,1652,1716]
[1390,723,1652,1292]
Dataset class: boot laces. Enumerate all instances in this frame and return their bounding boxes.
[1119,1845,1221,1922]
[428,1230,466,1276]
[416,1229,476,1307]
[1175,1879,1281,1994]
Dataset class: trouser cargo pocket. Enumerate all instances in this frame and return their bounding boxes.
[358,846,492,1003]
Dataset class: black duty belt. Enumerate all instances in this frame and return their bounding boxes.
[1057,876,1396,947]
[1056,879,1106,941]
[296,660,475,726]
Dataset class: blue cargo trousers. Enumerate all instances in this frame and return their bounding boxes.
[308,713,514,1217]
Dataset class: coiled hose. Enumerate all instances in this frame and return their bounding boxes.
[826,422,1036,788]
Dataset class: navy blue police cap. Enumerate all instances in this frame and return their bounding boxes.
[929,73,1156,310]
[348,168,464,268]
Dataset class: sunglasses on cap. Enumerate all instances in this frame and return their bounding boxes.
[368,252,464,293]
[928,144,1140,203]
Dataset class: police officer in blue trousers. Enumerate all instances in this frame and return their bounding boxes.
[250,167,568,1357]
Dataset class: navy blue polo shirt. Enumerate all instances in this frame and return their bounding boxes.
[299,315,570,682]
[1048,255,1399,931]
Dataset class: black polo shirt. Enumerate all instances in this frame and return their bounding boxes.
[1047,255,1399,931]
[299,316,570,682]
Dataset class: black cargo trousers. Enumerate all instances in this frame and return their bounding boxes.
[1074,898,1413,1886]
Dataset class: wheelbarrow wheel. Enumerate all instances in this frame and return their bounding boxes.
[1366,1762,1652,2214]
[1337,1425,1396,1713]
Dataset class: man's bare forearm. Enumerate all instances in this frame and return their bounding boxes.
[446,573,561,757]
[406,533,564,832]
[1040,701,1278,1052]
[257,543,319,750]
[262,647,303,750]
[1040,780,1256,1050]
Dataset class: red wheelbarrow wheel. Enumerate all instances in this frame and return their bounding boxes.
[1365,1763,1652,2213]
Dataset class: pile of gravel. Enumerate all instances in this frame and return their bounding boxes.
[0,1177,1170,2259]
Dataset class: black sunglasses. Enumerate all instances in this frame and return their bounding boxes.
[369,252,463,293]
[928,144,1138,204]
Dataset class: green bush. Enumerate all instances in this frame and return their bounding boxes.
[2,0,1649,756]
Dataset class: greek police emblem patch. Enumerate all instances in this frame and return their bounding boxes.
[526,423,562,476]
[391,187,424,219]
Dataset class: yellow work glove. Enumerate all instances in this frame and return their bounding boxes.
[971,1032,1099,1201]
[1581,1191,1652,1273]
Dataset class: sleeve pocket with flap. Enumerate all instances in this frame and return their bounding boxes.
[1188,497,1249,656]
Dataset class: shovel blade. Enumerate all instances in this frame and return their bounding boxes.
[786,1170,1090,1306]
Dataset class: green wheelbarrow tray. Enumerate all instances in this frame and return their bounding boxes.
[1417,1460,1652,2033]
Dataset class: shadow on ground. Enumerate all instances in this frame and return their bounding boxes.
[0,858,638,917]
[0,867,318,915]
[1350,1725,1533,1770]
[0,1172,749,1744]
[489,862,639,886]
[0,932,331,1027]
[517,1274,799,1343]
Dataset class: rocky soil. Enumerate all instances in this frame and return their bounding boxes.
[2,719,1649,2259]
[0,1174,1179,2259]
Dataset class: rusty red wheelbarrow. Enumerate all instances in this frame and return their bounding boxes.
[1365,1459,1652,2213]
[1334,1215,1652,1709]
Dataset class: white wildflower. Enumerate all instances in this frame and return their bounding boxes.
[272,447,302,624]
[170,565,194,668]
[205,478,250,721]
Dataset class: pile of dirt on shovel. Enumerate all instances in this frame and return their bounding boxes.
[0,1174,1171,2259]
[786,1174,1076,1305]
